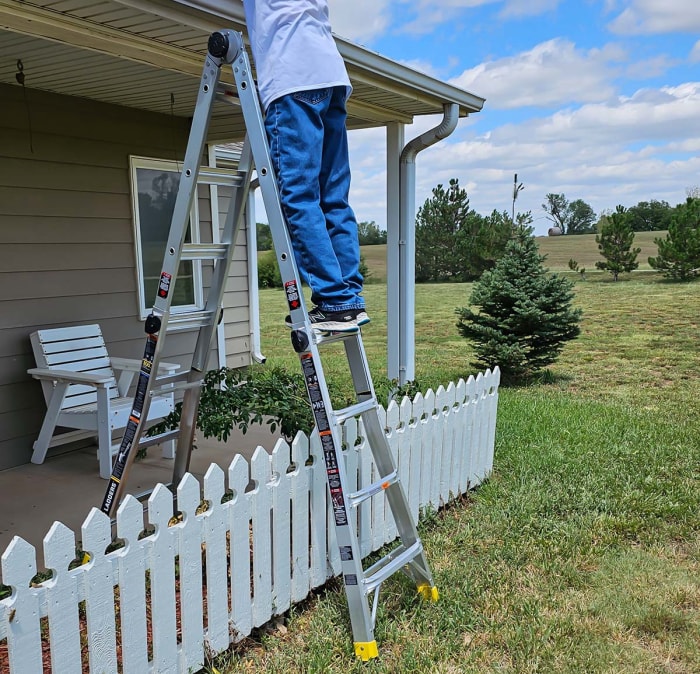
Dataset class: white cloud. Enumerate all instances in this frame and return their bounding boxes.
[328,0,391,42]
[499,0,560,18]
[395,0,501,36]
[691,40,700,62]
[451,39,626,109]
[345,81,700,235]
[608,0,700,35]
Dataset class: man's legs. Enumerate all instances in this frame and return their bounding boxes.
[265,88,363,313]
[319,87,365,310]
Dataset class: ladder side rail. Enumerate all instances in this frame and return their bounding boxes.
[101,53,224,516]
[171,141,254,485]
[229,44,379,645]
[152,54,224,322]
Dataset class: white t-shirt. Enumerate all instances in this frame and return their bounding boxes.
[243,0,351,111]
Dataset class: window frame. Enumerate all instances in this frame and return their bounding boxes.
[129,155,204,322]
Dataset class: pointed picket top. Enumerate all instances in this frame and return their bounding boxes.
[399,395,412,427]
[43,522,76,578]
[1,536,36,588]
[444,381,457,414]
[116,495,146,546]
[455,377,467,406]
[250,444,272,492]
[290,429,309,474]
[228,452,250,501]
[203,462,226,506]
[493,365,501,387]
[475,371,484,397]
[386,398,400,435]
[81,507,112,559]
[148,483,175,531]
[270,437,290,485]
[177,472,201,522]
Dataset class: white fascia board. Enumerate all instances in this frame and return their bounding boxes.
[118,0,485,114]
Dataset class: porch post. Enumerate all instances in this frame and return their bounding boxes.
[386,122,404,382]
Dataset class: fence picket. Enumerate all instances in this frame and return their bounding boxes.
[0,373,499,673]
[148,484,178,673]
[289,433,311,603]
[271,438,292,616]
[44,522,82,672]
[116,495,150,674]
[202,464,231,653]
[1,537,43,673]
[228,453,253,639]
[82,508,118,674]
[451,379,467,498]
[177,473,205,672]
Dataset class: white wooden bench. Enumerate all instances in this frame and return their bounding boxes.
[28,324,180,478]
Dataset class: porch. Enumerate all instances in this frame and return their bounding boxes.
[0,423,279,570]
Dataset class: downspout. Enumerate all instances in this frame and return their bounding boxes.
[396,103,459,385]
[246,179,266,363]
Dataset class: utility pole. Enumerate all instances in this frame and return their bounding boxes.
[512,173,524,224]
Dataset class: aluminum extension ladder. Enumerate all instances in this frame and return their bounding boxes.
[100,30,438,660]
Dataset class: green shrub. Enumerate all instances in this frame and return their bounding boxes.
[147,365,313,449]
[455,227,582,383]
[258,251,282,288]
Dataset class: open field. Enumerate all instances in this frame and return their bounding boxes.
[212,274,700,673]
[356,230,665,283]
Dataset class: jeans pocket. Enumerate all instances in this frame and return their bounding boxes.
[292,88,331,106]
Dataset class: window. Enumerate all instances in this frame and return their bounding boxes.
[130,156,203,320]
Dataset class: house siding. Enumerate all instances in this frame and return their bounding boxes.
[0,83,251,471]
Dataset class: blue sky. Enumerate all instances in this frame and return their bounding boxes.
[327,0,700,235]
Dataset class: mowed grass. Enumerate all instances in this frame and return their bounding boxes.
[214,246,699,673]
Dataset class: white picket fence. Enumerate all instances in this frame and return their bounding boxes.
[0,368,499,674]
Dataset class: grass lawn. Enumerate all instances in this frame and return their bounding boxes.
[212,263,699,673]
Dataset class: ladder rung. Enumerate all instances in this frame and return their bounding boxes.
[153,371,191,387]
[149,380,203,397]
[181,243,230,260]
[138,429,180,449]
[314,330,359,346]
[333,398,378,424]
[166,310,217,329]
[362,541,423,595]
[347,470,399,508]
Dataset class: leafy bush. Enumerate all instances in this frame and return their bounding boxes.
[147,365,313,450]
[455,227,582,383]
[258,251,283,288]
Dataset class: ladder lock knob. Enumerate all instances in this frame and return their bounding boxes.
[208,32,229,59]
[291,329,309,354]
[145,314,162,335]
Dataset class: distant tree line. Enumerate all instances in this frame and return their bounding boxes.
[256,220,387,252]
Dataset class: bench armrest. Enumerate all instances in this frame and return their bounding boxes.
[111,357,181,374]
[28,367,113,387]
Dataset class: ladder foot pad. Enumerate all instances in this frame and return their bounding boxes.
[354,640,379,661]
[418,584,440,602]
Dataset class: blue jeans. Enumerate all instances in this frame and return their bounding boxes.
[265,86,365,312]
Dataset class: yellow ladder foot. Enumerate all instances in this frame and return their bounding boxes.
[417,584,439,602]
[354,640,379,661]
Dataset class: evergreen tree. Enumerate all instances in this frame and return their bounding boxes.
[455,227,582,383]
[595,206,641,281]
[415,179,473,282]
[649,198,700,281]
[415,179,510,282]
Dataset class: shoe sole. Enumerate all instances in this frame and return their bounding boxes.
[311,321,359,333]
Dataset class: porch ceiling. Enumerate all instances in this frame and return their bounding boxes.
[0,0,484,142]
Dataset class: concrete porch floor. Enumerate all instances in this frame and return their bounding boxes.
[0,424,281,577]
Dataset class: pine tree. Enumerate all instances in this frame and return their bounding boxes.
[649,198,700,281]
[595,206,641,281]
[455,228,582,383]
[415,179,511,282]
